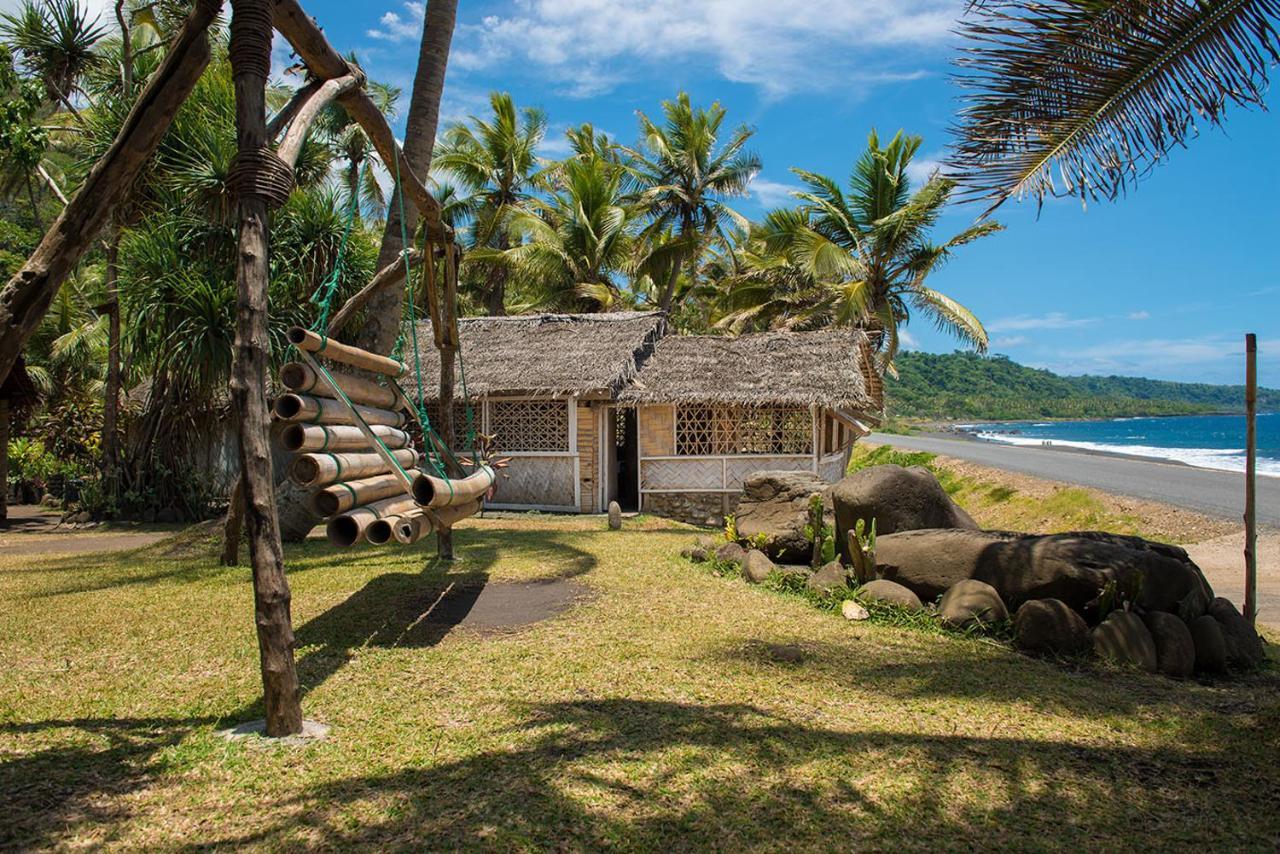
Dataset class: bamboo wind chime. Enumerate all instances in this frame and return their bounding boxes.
[275,326,495,548]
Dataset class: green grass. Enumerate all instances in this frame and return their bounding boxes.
[2,515,1278,849]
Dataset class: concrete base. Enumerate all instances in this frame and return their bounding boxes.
[218,718,330,746]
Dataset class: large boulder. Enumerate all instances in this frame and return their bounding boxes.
[1208,597,1265,669]
[1188,615,1228,674]
[873,528,1213,616]
[1143,611,1195,678]
[1013,599,1092,657]
[1092,611,1158,672]
[807,560,848,593]
[940,579,1008,629]
[734,471,831,563]
[832,464,977,562]
[857,579,924,612]
[715,542,747,568]
[743,549,776,584]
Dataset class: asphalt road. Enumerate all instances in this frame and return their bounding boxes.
[869,432,1280,526]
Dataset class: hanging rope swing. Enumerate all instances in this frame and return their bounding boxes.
[273,164,496,548]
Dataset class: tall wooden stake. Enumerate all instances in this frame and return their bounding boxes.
[1244,332,1257,625]
[229,0,303,736]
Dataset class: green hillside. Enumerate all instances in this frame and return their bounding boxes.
[887,351,1280,421]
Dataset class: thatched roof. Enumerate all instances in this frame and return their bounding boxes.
[409,311,665,398]
[619,329,884,414]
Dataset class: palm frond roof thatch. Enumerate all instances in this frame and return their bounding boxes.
[410,311,666,398]
[407,312,883,415]
[618,329,883,414]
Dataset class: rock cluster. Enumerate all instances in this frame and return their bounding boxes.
[680,462,1267,680]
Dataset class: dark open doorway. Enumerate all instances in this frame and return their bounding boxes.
[608,407,639,511]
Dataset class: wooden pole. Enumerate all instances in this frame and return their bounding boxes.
[324,250,424,337]
[229,0,302,738]
[220,478,243,566]
[0,0,218,388]
[1244,332,1258,625]
[275,74,359,167]
[0,398,9,521]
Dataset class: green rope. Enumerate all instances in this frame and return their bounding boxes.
[309,159,366,338]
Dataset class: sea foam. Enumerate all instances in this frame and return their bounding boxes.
[973,431,1280,478]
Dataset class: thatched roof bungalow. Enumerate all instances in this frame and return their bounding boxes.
[408,312,882,524]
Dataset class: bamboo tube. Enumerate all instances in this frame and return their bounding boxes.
[365,515,400,545]
[311,472,409,517]
[326,495,419,547]
[286,326,407,378]
[290,448,418,488]
[279,361,398,410]
[427,499,482,531]
[411,465,496,508]
[274,393,405,428]
[393,510,429,544]
[281,423,411,453]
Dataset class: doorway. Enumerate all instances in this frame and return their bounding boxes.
[606,407,639,511]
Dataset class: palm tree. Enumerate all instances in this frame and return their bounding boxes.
[435,91,547,315]
[723,130,1002,373]
[949,0,1280,213]
[478,156,636,312]
[0,0,106,119]
[626,92,760,313]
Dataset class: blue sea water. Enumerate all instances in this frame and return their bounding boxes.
[965,413,1280,478]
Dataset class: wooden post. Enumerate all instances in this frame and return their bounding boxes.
[0,397,9,521]
[0,0,218,388]
[220,478,243,566]
[229,0,302,737]
[102,228,122,505]
[1244,332,1258,625]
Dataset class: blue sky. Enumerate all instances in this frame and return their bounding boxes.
[55,0,1280,385]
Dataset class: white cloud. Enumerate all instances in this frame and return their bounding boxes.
[899,329,919,350]
[1038,335,1280,382]
[986,312,1099,333]
[1127,310,1151,320]
[992,335,1029,349]
[367,1,425,42]
[749,177,801,208]
[905,150,952,187]
[446,0,953,98]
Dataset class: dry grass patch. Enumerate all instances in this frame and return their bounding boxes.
[1,514,1277,849]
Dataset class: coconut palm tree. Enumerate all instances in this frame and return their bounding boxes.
[435,91,547,315]
[949,0,1280,213]
[723,130,1002,373]
[626,92,760,313]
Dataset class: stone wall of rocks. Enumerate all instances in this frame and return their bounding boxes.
[644,491,739,527]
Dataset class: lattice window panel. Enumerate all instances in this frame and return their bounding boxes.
[489,400,569,452]
[422,401,471,449]
[676,405,812,456]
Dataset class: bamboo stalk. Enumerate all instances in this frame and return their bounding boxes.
[273,393,405,428]
[326,495,419,547]
[393,510,429,544]
[285,326,407,378]
[365,514,400,545]
[411,465,496,508]
[281,423,411,453]
[311,472,407,517]
[1244,332,1257,625]
[427,498,482,531]
[279,361,398,409]
[290,448,418,488]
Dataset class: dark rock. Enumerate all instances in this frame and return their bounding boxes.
[1092,611,1157,672]
[1013,599,1092,657]
[715,542,747,568]
[873,528,1212,616]
[1208,597,1265,668]
[766,643,806,664]
[607,501,622,530]
[734,471,831,563]
[940,579,1008,629]
[832,464,977,562]
[1143,611,1195,677]
[857,579,924,612]
[743,549,776,584]
[66,510,92,524]
[1188,615,1228,674]
[680,545,709,562]
[807,560,848,593]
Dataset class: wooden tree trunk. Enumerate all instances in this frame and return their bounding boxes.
[0,1,217,388]
[103,228,122,504]
[229,0,302,737]
[221,478,243,566]
[361,0,458,356]
[0,398,9,521]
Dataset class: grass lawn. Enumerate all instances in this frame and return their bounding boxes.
[2,514,1278,850]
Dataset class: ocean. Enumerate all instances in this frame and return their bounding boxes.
[964,413,1280,478]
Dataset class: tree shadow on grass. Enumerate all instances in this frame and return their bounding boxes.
[191,697,1280,850]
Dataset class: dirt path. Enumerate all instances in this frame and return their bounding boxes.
[0,505,171,558]
[1186,531,1280,632]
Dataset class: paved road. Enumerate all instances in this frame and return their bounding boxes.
[869,432,1280,526]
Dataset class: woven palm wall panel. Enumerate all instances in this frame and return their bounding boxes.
[490,455,576,507]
